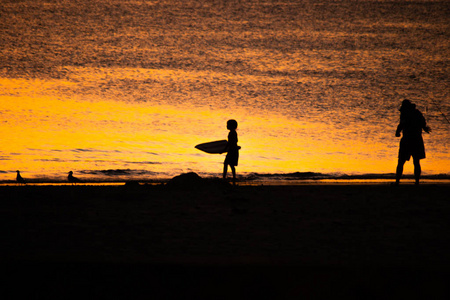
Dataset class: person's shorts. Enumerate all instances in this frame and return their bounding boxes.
[399,136,425,161]
[224,149,239,166]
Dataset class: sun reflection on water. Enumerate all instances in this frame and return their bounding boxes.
[1,74,447,182]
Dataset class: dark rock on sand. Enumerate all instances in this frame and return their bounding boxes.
[165,172,203,189]
[165,172,231,190]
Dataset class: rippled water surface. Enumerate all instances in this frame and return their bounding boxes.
[0,0,448,181]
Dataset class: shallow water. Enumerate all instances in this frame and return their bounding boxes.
[0,0,449,182]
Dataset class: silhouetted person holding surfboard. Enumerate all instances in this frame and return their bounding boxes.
[223,119,240,185]
[395,99,431,185]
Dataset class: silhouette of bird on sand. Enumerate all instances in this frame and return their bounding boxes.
[16,170,26,185]
[68,171,81,185]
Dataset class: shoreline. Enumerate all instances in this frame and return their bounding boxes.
[1,177,450,186]
[3,171,450,183]
[2,170,450,186]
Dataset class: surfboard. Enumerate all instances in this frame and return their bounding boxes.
[195,140,228,154]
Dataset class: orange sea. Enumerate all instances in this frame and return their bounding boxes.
[0,0,449,182]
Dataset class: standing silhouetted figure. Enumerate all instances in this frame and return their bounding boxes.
[68,171,81,185]
[222,119,240,185]
[16,170,26,185]
[395,99,431,185]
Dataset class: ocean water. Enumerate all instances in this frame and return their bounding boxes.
[0,0,449,182]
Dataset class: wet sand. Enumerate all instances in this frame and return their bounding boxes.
[2,182,450,298]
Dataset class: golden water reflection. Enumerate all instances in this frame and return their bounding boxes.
[0,76,448,181]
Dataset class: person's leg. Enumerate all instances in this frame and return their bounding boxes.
[413,158,421,185]
[395,158,406,185]
[223,163,228,179]
[230,166,236,185]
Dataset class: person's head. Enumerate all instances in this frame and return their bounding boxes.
[227,119,238,130]
[400,99,415,112]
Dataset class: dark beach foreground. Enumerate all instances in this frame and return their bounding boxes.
[1,181,450,298]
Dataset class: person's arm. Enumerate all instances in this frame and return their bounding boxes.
[420,112,431,133]
[222,141,229,153]
[220,133,231,154]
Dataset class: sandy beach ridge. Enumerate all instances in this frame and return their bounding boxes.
[2,178,450,298]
